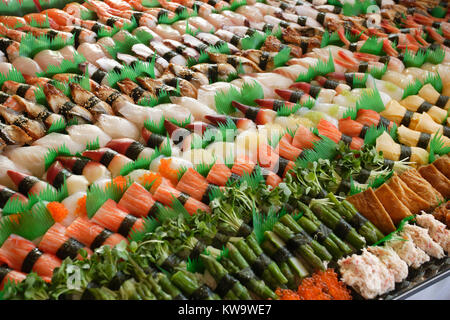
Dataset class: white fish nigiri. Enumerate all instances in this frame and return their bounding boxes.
[77,43,106,67]
[150,155,193,173]
[66,124,112,149]
[11,57,43,76]
[154,103,193,123]
[181,149,216,167]
[0,154,31,190]
[95,114,140,140]
[33,133,84,154]
[170,96,217,123]
[366,76,403,101]
[33,50,64,72]
[197,82,240,110]
[4,146,47,179]
[60,191,87,227]
[116,101,164,129]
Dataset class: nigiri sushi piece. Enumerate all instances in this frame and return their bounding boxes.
[409,112,450,138]
[0,266,26,290]
[339,117,370,138]
[376,131,428,166]
[38,223,92,260]
[118,182,160,218]
[90,199,144,238]
[153,103,193,124]
[33,49,64,72]
[7,170,56,196]
[231,101,276,125]
[11,56,43,77]
[69,82,115,116]
[33,132,85,154]
[205,114,256,131]
[206,162,234,186]
[0,105,46,141]
[191,63,237,83]
[45,161,89,195]
[141,126,173,151]
[117,78,156,105]
[292,124,320,149]
[400,95,448,124]
[317,119,363,150]
[169,96,217,123]
[0,234,61,280]
[397,125,450,151]
[257,142,295,178]
[66,217,128,250]
[95,114,140,140]
[0,122,32,146]
[273,65,308,82]
[60,191,87,227]
[66,124,112,149]
[176,168,218,204]
[0,184,27,209]
[181,149,216,167]
[106,138,154,161]
[232,156,282,187]
[196,82,240,110]
[153,184,210,215]
[418,83,450,111]
[355,109,394,130]
[290,82,336,103]
[149,156,193,182]
[366,76,403,101]
[151,24,182,41]
[3,146,44,179]
[2,81,38,102]
[12,96,65,129]
[82,148,133,178]
[56,156,108,187]
[276,133,304,161]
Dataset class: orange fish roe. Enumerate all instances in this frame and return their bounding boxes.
[75,195,87,217]
[47,202,69,223]
[7,214,20,225]
[138,172,164,193]
[159,158,179,186]
[106,176,127,191]
[276,269,352,300]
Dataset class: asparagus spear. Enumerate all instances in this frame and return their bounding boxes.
[200,254,252,300]
[156,273,187,300]
[272,222,325,271]
[225,243,278,299]
[232,238,288,287]
[279,214,333,261]
[310,201,366,250]
[171,270,221,300]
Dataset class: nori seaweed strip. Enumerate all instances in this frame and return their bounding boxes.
[359,124,369,138]
[286,231,312,252]
[309,85,321,98]
[177,193,190,205]
[188,240,206,261]
[300,41,308,55]
[323,79,339,90]
[435,95,449,109]
[382,159,395,170]
[70,27,82,48]
[379,56,390,64]
[316,12,326,25]
[207,65,219,83]
[71,158,90,175]
[52,169,69,189]
[333,219,352,240]
[215,274,238,297]
[229,35,241,47]
[344,73,354,85]
[0,266,11,284]
[132,12,143,24]
[84,96,102,111]
[443,126,450,138]
[145,133,165,149]
[377,116,391,129]
[417,132,431,149]
[349,212,368,230]
[349,43,357,52]
[236,223,252,237]
[105,92,121,106]
[258,52,270,71]
[310,223,332,243]
[117,214,138,237]
[272,100,285,111]
[358,62,369,73]
[0,187,16,208]
[271,246,293,264]
[16,84,31,98]
[108,271,130,290]
[336,179,351,194]
[201,184,217,204]
[275,157,289,178]
[340,134,352,145]
[262,23,274,33]
[226,56,239,68]
[157,9,170,20]
[91,229,113,250]
[388,34,399,43]
[279,20,290,29]
[432,22,442,29]
[228,173,241,184]
[233,267,253,287]
[21,248,43,273]
[400,110,413,127]
[171,128,190,146]
[417,101,433,113]
[250,253,272,278]
[289,90,304,103]
[399,145,412,161]
[246,28,257,36]
[106,17,119,27]
[297,16,307,26]
[0,92,10,104]
[18,176,39,196]
[242,104,259,121]
[191,284,214,300]
[211,232,230,248]
[99,150,117,167]
[130,87,146,103]
[91,69,107,84]
[147,201,162,217]
[125,142,145,160]
[333,6,342,14]
[161,254,181,273]
[162,51,177,62]
[46,30,58,40]
[90,23,102,34]
[0,39,12,55]
[174,5,186,15]
[55,238,85,260]
[354,168,371,184]
[444,39,450,47]
[279,2,290,11]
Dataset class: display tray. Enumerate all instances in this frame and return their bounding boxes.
[348,257,450,300]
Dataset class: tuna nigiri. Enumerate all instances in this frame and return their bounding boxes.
[0,185,27,209]
[57,156,111,184]
[45,161,89,195]
[7,170,56,197]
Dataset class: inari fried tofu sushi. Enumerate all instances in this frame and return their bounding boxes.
[387,173,430,215]
[399,169,445,209]
[418,164,450,198]
[432,156,450,179]
[374,184,413,225]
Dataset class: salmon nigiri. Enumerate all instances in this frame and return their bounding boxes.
[291,124,320,149]
[65,217,127,251]
[90,199,145,238]
[153,184,211,215]
[38,223,92,260]
[118,182,161,218]
[355,109,393,129]
[339,117,369,138]
[0,234,61,280]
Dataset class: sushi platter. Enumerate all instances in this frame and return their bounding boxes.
[0,0,448,301]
